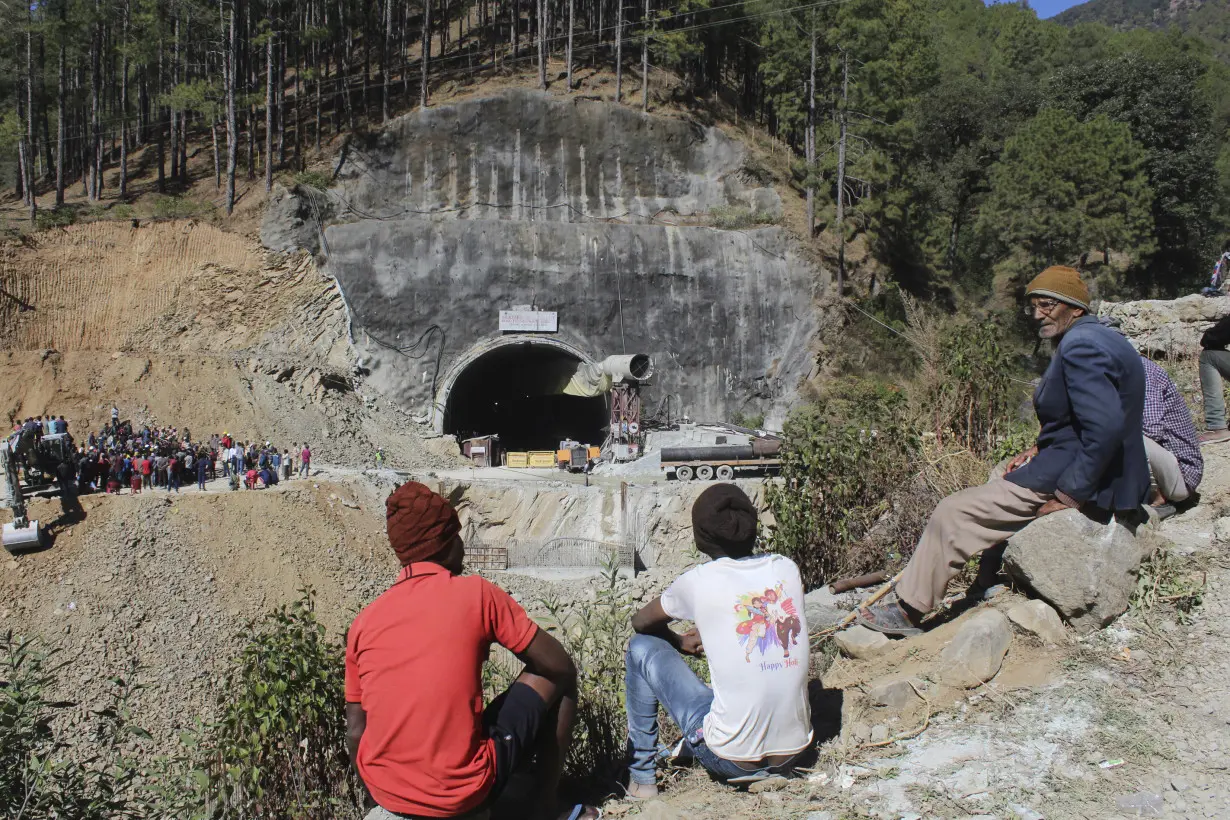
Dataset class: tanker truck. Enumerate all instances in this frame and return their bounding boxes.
[661,438,782,481]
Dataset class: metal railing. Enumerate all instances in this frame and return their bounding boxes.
[468,535,634,569]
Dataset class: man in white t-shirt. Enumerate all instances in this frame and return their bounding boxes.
[624,484,812,798]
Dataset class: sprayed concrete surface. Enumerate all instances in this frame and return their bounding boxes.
[291,90,823,430]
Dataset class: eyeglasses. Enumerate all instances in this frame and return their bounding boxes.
[1026,298,1062,317]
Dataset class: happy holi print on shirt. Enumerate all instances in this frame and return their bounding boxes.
[733,583,802,665]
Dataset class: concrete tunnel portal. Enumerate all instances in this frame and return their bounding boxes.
[441,341,610,452]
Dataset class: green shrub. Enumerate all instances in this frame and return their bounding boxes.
[0,631,149,819]
[709,204,779,229]
[901,297,1029,459]
[197,592,362,819]
[293,170,333,190]
[151,195,214,220]
[767,404,920,588]
[34,206,76,230]
[485,554,635,786]
[731,411,766,429]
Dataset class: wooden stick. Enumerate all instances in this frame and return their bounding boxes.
[829,570,889,594]
[810,571,903,642]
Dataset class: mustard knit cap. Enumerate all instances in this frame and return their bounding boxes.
[1026,266,1090,312]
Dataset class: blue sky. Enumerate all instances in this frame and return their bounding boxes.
[986,0,1090,18]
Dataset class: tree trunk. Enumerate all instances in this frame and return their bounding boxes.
[382,0,392,122]
[18,136,34,223]
[805,27,815,236]
[615,0,622,103]
[156,39,165,192]
[835,49,848,296]
[266,32,275,192]
[38,36,53,182]
[537,0,546,89]
[117,0,130,197]
[314,11,323,150]
[56,42,65,205]
[226,4,238,215]
[27,20,36,198]
[565,0,573,91]
[278,36,286,164]
[641,0,649,111]
[212,121,221,189]
[420,0,431,108]
[91,12,103,200]
[171,15,180,181]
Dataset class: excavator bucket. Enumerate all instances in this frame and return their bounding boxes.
[2,519,42,553]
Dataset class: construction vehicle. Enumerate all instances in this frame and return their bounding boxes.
[556,441,600,473]
[2,427,74,551]
[661,439,783,481]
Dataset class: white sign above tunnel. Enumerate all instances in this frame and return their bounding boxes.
[499,310,558,333]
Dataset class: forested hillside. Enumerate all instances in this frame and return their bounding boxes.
[1057,0,1230,63]
[1,0,1228,304]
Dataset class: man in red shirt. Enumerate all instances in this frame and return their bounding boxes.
[346,482,597,820]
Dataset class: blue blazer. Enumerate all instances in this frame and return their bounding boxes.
[1007,316,1150,511]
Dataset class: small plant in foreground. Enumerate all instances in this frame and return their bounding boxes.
[199,590,363,819]
[1132,548,1205,624]
[767,404,920,587]
[0,631,149,819]
[536,552,634,785]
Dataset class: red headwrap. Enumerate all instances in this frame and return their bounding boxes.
[385,482,461,566]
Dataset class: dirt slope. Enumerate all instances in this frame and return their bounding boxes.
[0,220,458,468]
[0,476,397,749]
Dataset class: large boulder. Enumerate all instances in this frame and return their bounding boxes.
[1007,599,1069,646]
[834,625,891,659]
[804,586,848,629]
[1098,294,1230,355]
[1002,508,1154,635]
[939,609,1012,688]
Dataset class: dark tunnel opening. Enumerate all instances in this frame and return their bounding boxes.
[443,344,609,452]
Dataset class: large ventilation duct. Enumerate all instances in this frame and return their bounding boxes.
[561,354,655,398]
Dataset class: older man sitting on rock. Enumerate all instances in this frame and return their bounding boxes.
[856,266,1151,637]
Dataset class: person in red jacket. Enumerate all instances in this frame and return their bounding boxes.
[345,482,598,820]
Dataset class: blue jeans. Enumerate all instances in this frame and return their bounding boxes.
[1200,349,1230,430]
[625,634,784,786]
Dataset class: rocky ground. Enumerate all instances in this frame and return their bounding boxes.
[5,444,1227,819]
[603,445,1230,820]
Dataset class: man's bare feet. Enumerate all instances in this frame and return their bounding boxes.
[626,781,659,800]
[1200,428,1230,444]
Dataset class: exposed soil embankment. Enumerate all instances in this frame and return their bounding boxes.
[0,220,457,469]
[0,477,395,749]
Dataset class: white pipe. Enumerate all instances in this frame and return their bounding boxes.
[599,354,654,383]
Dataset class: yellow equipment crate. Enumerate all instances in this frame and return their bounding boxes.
[527,451,557,468]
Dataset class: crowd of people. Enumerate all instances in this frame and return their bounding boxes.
[8,406,313,497]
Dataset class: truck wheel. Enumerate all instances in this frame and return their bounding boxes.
[716,465,734,480]
[675,465,694,481]
[696,465,715,481]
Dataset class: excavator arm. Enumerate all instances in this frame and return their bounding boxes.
[2,440,41,552]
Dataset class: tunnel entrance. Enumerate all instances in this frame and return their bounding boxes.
[442,343,609,452]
